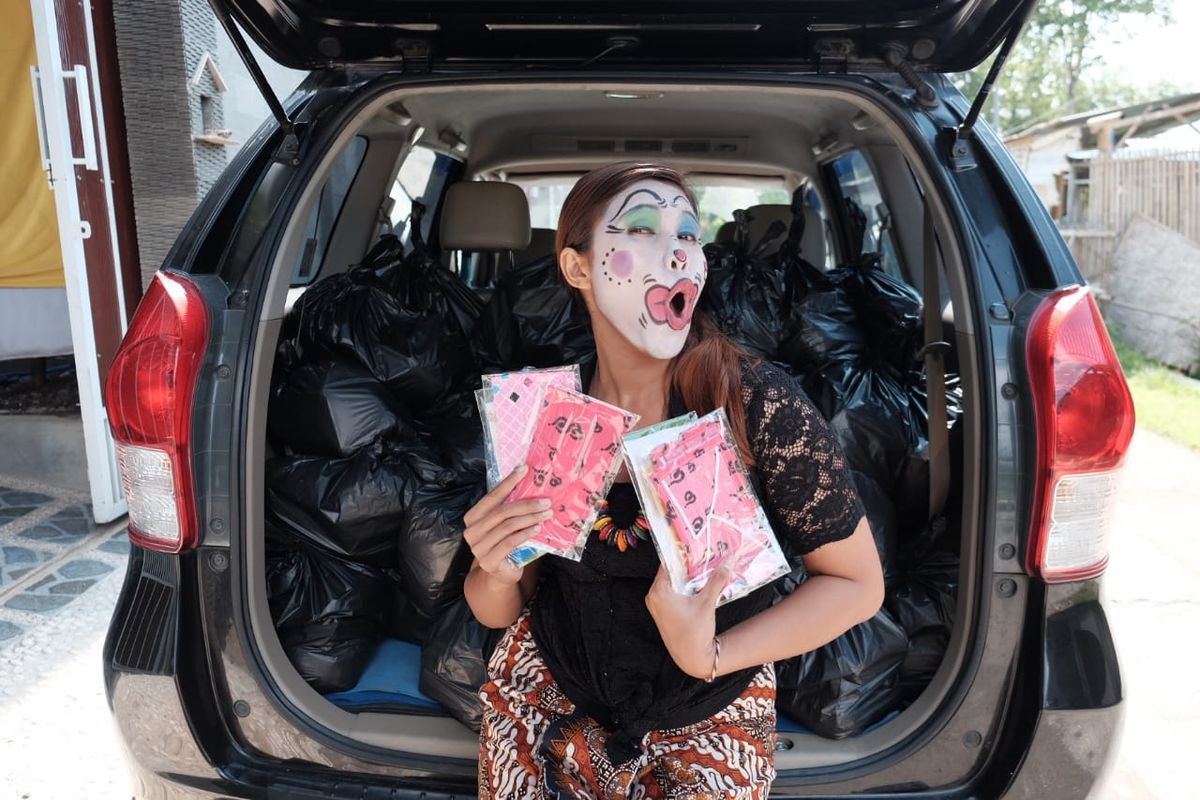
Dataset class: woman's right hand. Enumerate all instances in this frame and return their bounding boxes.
[463,465,551,586]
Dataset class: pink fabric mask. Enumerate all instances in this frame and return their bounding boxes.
[647,415,786,594]
[506,386,638,565]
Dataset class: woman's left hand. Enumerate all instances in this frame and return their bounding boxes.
[645,563,730,680]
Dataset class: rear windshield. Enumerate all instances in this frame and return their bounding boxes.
[513,174,792,244]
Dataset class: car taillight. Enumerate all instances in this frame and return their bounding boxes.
[104,272,210,553]
[1025,286,1135,583]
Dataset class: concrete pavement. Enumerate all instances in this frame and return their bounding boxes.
[0,474,130,799]
[1095,428,1200,800]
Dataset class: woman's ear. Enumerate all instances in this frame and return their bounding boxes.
[559,247,592,292]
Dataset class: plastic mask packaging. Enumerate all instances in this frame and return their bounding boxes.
[624,408,789,604]
[475,366,582,489]
[505,386,639,567]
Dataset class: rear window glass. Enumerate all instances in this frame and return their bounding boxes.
[290,136,367,285]
[383,145,439,242]
[515,174,792,245]
[689,177,789,243]
[827,150,901,276]
[520,176,580,232]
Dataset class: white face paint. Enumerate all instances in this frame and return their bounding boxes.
[588,179,708,360]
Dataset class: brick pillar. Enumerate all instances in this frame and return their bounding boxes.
[112,0,228,288]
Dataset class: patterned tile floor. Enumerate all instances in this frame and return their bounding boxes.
[0,473,132,798]
[0,477,129,649]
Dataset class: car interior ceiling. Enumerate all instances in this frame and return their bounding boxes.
[249,81,975,768]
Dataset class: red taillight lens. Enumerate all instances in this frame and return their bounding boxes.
[1025,287,1135,583]
[104,272,210,553]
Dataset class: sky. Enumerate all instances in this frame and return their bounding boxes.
[1100,1,1200,93]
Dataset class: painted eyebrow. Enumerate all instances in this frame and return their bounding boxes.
[619,203,663,223]
[608,188,668,221]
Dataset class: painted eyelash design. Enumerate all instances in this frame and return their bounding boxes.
[607,188,669,222]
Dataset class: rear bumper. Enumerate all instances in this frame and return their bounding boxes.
[999,581,1125,799]
[1001,705,1124,800]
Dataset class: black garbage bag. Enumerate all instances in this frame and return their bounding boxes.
[392,470,482,643]
[904,369,965,433]
[892,380,965,533]
[830,393,912,494]
[775,607,909,739]
[699,208,749,309]
[779,272,863,377]
[287,225,480,413]
[781,256,921,379]
[266,542,390,693]
[846,469,899,589]
[471,254,595,372]
[266,443,411,568]
[886,518,959,704]
[268,359,410,457]
[700,209,792,360]
[419,597,506,731]
[389,203,485,346]
[413,390,487,483]
[845,258,923,367]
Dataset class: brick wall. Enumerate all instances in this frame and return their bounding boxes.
[112,0,227,288]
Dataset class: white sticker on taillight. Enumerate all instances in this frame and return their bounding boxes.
[1044,471,1120,575]
[116,442,182,546]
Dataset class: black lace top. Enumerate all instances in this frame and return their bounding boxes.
[528,358,865,764]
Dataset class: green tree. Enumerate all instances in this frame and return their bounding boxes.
[951,0,1178,134]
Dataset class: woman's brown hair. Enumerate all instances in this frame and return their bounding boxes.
[555,162,756,464]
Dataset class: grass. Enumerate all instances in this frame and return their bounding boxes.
[1110,334,1200,451]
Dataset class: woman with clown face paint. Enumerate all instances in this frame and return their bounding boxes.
[464,162,884,798]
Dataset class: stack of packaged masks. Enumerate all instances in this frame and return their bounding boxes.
[622,410,790,603]
[475,368,790,607]
[476,367,638,567]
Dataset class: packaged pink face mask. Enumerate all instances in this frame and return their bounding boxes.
[630,409,789,603]
[505,386,638,567]
[476,366,581,489]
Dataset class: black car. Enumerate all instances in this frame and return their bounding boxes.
[102,1,1134,797]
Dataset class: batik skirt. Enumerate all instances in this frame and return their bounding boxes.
[478,610,778,799]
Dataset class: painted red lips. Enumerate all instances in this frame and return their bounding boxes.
[645,279,700,331]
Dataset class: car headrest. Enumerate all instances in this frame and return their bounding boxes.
[741,204,793,250]
[439,182,531,251]
[714,204,791,250]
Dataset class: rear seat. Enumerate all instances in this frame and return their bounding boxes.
[439,181,531,298]
[715,202,826,267]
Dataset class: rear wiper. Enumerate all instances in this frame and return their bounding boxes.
[577,35,641,68]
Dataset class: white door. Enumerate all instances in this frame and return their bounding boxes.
[28,0,127,523]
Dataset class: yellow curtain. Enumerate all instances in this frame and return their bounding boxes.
[0,0,64,289]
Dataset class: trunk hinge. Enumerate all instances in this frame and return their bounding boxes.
[395,40,434,74]
[210,0,300,165]
[880,43,938,109]
[949,0,1040,164]
[814,39,853,74]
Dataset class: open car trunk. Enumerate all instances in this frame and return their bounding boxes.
[242,78,981,777]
